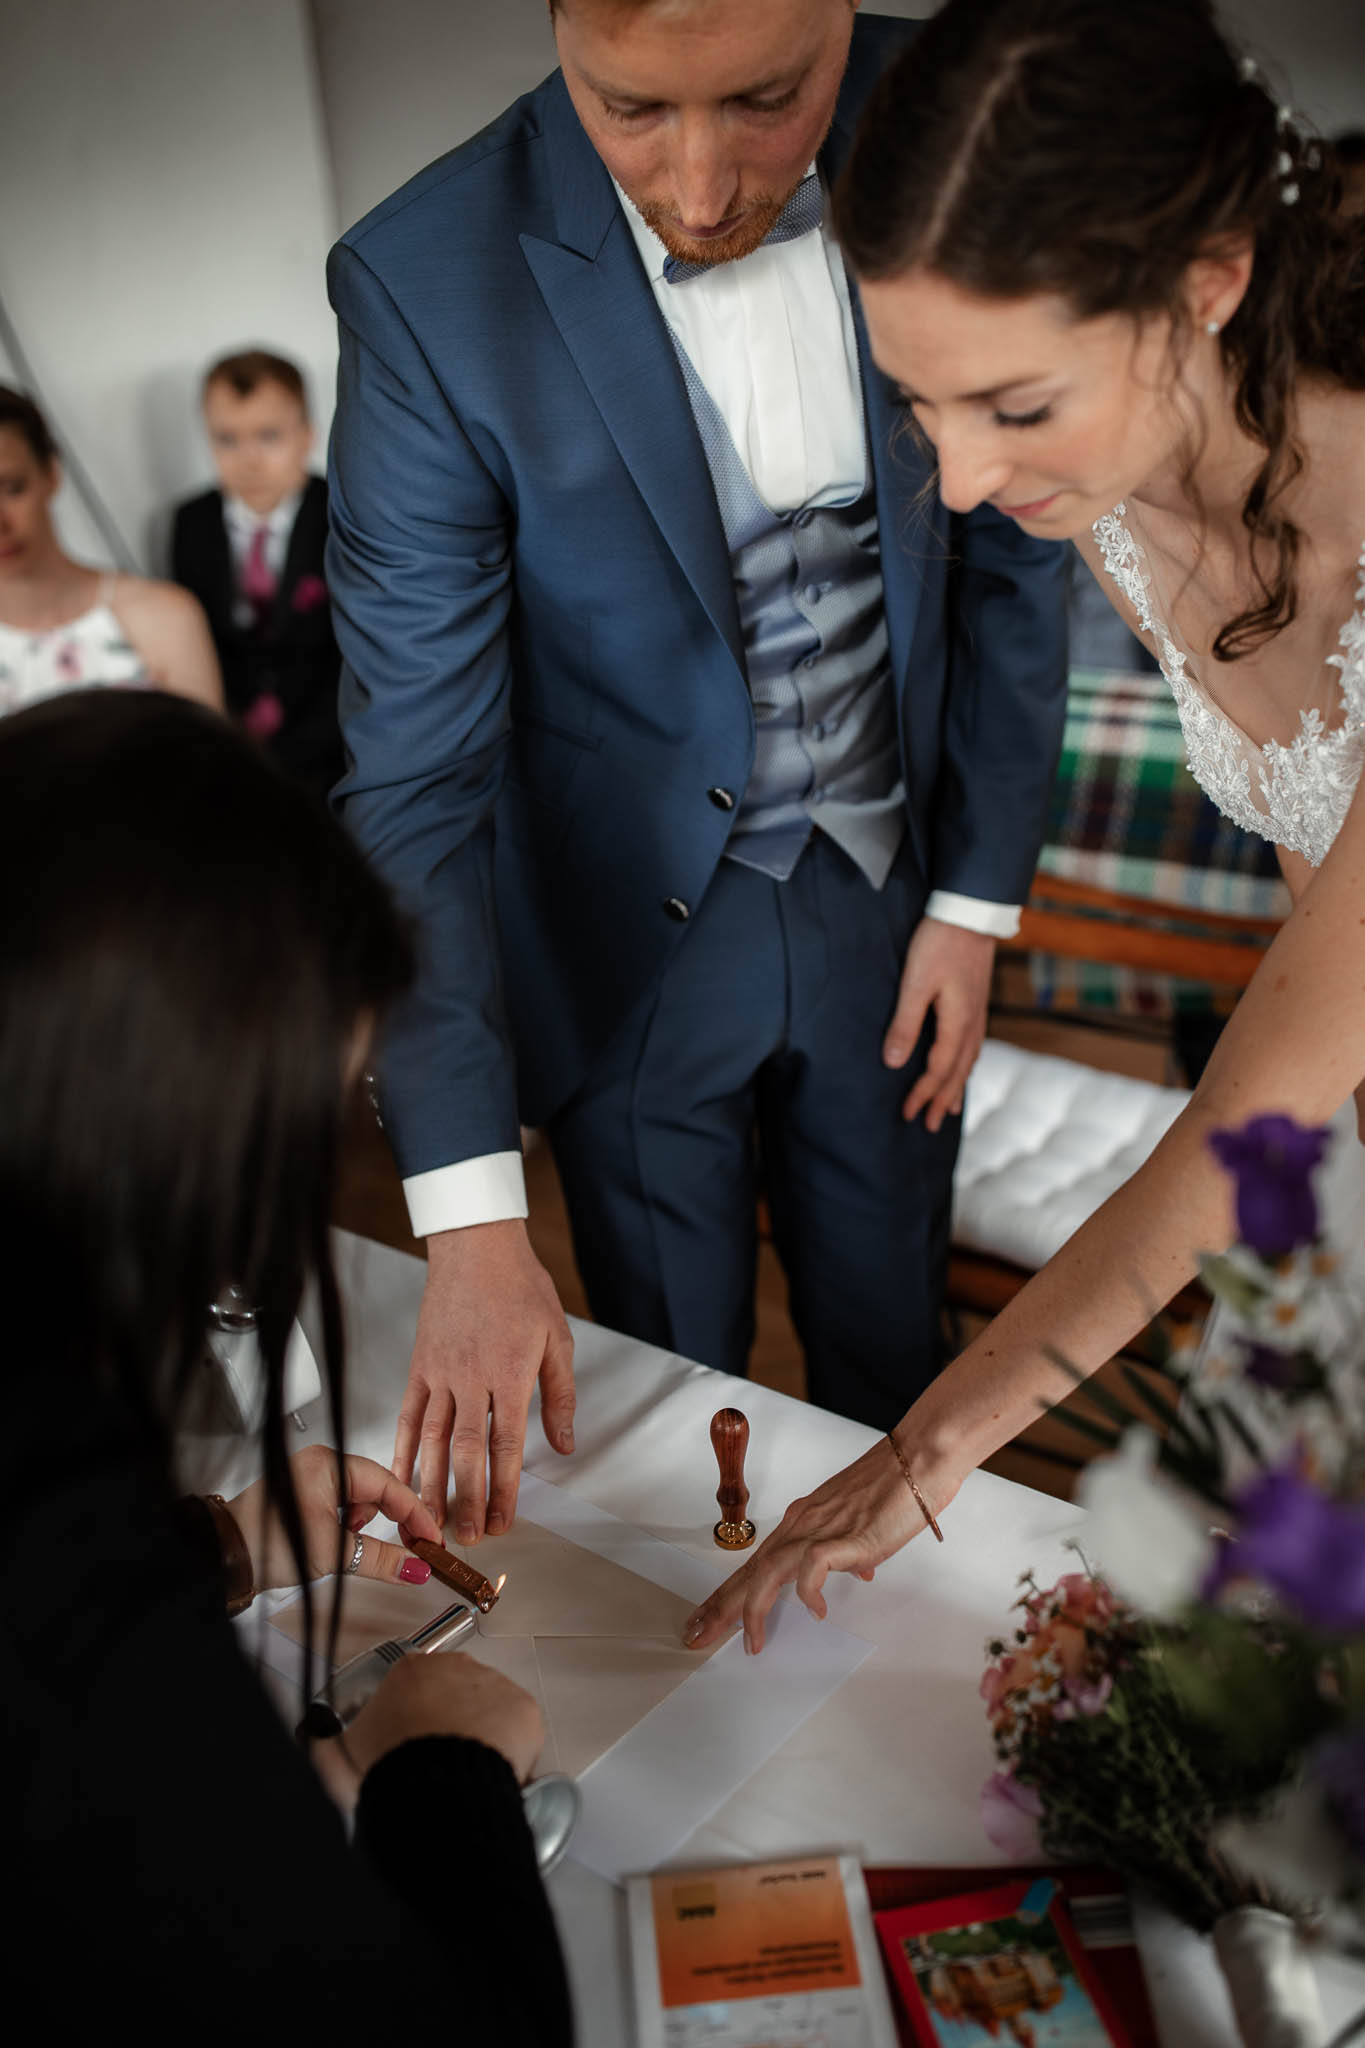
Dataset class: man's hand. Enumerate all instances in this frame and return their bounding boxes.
[882,917,996,1130]
[394,1219,576,1539]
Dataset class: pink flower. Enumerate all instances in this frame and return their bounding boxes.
[244,691,285,740]
[291,573,328,614]
[1063,1672,1114,1716]
[981,1770,1044,1858]
[1053,1573,1117,1628]
[979,1657,1015,1711]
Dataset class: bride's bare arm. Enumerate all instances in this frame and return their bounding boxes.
[684,775,1365,1653]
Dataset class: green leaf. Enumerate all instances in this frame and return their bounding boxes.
[1198,1251,1268,1317]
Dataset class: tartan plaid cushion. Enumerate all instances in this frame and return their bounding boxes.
[1031,669,1288,1017]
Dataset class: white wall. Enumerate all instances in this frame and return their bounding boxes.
[0,0,339,572]
[1224,0,1365,137]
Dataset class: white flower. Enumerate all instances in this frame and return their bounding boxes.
[1075,1427,1215,1617]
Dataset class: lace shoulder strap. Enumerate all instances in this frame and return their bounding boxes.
[1326,541,1365,716]
[1092,504,1158,637]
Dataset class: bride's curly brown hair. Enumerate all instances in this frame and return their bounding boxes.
[835,0,1365,662]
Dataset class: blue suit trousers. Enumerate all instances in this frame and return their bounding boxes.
[547,833,960,1429]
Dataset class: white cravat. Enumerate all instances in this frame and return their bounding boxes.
[403,176,1018,1239]
[616,173,865,513]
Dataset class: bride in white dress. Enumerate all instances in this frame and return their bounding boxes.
[686,0,1365,1651]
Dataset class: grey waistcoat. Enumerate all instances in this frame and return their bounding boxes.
[670,337,907,888]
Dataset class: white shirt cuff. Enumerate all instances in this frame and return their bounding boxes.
[402,1151,529,1237]
[925,889,1021,941]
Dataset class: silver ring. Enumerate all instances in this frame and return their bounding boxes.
[343,1532,365,1576]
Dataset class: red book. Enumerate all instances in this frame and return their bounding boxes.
[865,1866,1157,2048]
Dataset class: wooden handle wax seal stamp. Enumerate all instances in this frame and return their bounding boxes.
[711,1407,756,1549]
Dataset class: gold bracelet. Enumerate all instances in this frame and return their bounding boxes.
[885,1432,944,1543]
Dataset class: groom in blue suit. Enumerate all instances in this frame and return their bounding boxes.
[327,0,1068,1536]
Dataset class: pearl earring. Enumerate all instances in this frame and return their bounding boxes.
[1206,319,1221,336]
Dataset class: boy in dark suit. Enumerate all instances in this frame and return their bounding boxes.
[172,350,343,798]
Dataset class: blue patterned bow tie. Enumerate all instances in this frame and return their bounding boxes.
[661,169,823,285]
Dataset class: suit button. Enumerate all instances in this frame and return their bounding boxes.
[707,786,735,811]
[663,897,691,922]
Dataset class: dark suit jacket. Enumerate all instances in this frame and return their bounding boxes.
[171,473,344,798]
[326,14,1070,1178]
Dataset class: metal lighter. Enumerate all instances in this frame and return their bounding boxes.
[300,1598,478,1739]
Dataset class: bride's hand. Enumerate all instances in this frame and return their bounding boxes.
[680,1436,958,1655]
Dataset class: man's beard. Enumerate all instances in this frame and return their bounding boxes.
[639,182,794,272]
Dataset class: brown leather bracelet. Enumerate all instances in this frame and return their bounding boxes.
[886,1431,945,1543]
[202,1493,256,1617]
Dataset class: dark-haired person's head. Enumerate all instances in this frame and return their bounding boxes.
[549,0,859,274]
[202,349,314,517]
[0,689,411,1484]
[835,0,1365,662]
[0,386,61,580]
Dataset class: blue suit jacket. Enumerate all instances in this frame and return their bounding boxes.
[327,15,1068,1178]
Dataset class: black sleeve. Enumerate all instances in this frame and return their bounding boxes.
[4,1391,573,2040]
[169,499,195,592]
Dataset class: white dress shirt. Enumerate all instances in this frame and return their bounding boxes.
[403,180,1020,1239]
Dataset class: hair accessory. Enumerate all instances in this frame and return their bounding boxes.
[343,1531,365,1575]
[886,1431,944,1543]
[1282,182,1300,207]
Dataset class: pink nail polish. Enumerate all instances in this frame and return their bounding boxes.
[399,1558,432,1584]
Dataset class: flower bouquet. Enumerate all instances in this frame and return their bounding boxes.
[979,1116,1365,2048]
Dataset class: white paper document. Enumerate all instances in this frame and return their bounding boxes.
[252,1470,873,1884]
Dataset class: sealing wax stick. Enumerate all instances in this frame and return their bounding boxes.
[405,1539,502,1613]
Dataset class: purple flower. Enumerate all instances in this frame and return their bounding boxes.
[1208,1115,1331,1258]
[1240,1341,1300,1391]
[1204,1467,1365,1629]
[981,1770,1044,1858]
[1238,1340,1324,1398]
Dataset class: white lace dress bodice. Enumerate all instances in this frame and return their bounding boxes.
[1093,506,1365,867]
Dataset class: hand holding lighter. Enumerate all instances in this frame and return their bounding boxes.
[301,1598,478,1738]
[299,1595,580,1874]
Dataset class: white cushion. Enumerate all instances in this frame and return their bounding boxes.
[953,1038,1190,1272]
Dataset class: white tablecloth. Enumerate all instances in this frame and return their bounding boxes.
[188,1231,1365,2047]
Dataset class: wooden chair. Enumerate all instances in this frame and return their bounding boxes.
[946,871,1284,1485]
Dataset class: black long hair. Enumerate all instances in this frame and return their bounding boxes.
[0,690,413,1619]
[836,0,1365,662]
